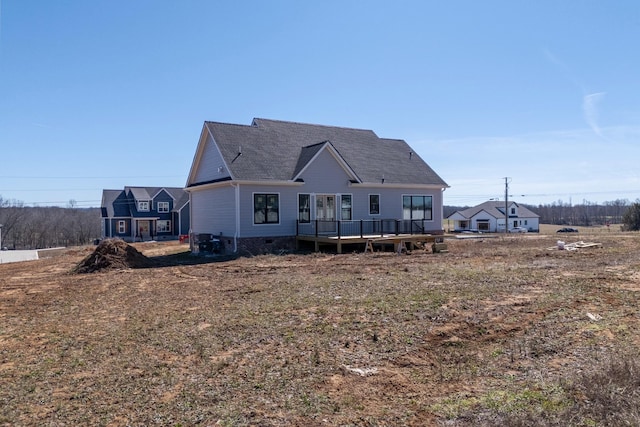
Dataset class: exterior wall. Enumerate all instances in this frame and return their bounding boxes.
[296,149,444,232]
[110,218,132,240]
[152,190,177,238]
[103,218,111,238]
[176,204,190,236]
[193,133,230,184]
[189,142,446,252]
[512,216,539,231]
[189,185,237,237]
[451,214,540,232]
[237,183,301,238]
[297,149,355,193]
[472,211,498,232]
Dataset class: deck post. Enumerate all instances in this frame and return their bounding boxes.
[315,220,318,237]
[360,220,363,238]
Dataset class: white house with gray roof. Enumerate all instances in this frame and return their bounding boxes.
[447,201,539,233]
[186,118,449,254]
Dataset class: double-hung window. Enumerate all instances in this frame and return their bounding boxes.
[158,202,169,213]
[118,220,126,233]
[254,193,279,224]
[402,195,433,220]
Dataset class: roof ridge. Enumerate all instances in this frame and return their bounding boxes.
[252,117,376,133]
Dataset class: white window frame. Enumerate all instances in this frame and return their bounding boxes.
[157,220,171,233]
[138,200,150,211]
[118,220,126,233]
[157,201,170,213]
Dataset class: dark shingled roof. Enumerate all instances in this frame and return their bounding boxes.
[203,118,448,186]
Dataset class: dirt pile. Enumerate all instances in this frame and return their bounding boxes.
[73,239,156,273]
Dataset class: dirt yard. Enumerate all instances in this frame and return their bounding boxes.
[1,230,640,426]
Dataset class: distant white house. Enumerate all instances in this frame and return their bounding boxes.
[447,201,540,233]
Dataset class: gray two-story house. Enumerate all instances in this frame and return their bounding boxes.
[101,186,190,242]
[186,118,449,254]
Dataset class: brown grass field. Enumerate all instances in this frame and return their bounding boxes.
[2,225,640,426]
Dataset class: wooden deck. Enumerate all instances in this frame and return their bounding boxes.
[296,233,441,254]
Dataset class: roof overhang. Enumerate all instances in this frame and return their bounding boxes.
[186,179,305,192]
[348,182,449,190]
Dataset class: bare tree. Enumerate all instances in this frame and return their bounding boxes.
[0,196,101,249]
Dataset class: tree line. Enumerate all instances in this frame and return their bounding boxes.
[527,199,631,226]
[0,198,101,250]
[2,196,638,250]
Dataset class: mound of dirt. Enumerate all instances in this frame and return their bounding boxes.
[73,239,156,273]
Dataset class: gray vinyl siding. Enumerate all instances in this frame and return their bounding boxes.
[297,149,444,232]
[296,149,354,193]
[236,150,355,238]
[193,133,230,184]
[190,185,237,236]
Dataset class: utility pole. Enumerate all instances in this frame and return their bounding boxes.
[504,177,510,233]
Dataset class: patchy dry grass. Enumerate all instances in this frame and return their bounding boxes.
[1,231,640,426]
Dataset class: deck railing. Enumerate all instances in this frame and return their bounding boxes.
[296,219,431,238]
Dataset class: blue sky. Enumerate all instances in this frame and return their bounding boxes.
[1,1,639,207]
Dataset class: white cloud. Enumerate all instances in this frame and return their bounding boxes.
[583,92,606,137]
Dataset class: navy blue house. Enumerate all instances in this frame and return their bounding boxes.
[101,186,190,242]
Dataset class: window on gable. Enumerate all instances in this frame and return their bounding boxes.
[511,207,516,215]
[341,195,352,220]
[138,200,150,211]
[158,202,170,213]
[369,194,380,215]
[254,193,279,224]
[298,194,310,223]
[402,195,433,220]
